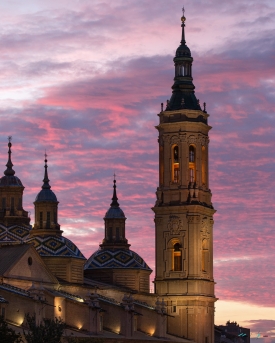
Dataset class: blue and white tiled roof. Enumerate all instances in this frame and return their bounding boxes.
[84,249,151,271]
[27,235,86,259]
[0,224,31,244]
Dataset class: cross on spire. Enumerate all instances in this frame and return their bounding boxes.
[4,135,15,176]
[110,176,119,207]
[42,152,51,189]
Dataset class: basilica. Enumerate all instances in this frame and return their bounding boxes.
[0,9,216,343]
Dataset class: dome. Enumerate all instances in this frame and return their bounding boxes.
[84,248,151,271]
[34,157,58,203]
[0,175,23,187]
[105,207,125,219]
[175,43,191,58]
[35,189,57,202]
[27,235,86,259]
[0,140,23,187]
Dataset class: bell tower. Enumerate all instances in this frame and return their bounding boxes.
[152,8,216,343]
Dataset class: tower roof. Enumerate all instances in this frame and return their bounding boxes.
[167,7,201,111]
[0,137,24,187]
[35,154,58,203]
[105,177,125,219]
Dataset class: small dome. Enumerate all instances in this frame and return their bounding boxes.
[84,248,152,271]
[0,175,23,187]
[35,189,57,202]
[105,207,125,219]
[27,235,86,259]
[176,43,191,58]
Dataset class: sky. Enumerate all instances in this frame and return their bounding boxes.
[0,0,275,338]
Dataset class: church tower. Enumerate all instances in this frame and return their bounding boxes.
[28,155,86,283]
[0,138,30,227]
[85,178,152,292]
[152,9,216,343]
[32,154,60,235]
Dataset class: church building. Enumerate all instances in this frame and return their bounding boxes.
[0,9,216,343]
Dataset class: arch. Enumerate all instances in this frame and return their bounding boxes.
[189,145,196,182]
[172,145,179,183]
[173,243,182,271]
[168,238,183,272]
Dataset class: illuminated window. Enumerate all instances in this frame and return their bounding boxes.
[173,243,182,271]
[172,145,179,183]
[189,145,196,182]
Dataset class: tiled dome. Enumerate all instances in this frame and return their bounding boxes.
[84,249,151,271]
[27,235,86,259]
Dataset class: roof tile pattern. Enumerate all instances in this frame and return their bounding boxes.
[85,249,151,271]
[0,224,30,243]
[27,235,86,259]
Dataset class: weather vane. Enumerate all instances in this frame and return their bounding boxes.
[113,172,116,180]
[182,6,185,16]
[44,150,47,160]
[8,136,12,143]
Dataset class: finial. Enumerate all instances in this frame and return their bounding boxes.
[203,102,207,113]
[110,176,119,207]
[180,5,186,44]
[181,5,186,22]
[4,136,15,176]
[161,103,163,111]
[42,151,51,189]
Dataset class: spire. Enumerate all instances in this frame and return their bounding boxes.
[4,136,15,176]
[180,6,186,45]
[164,7,202,112]
[42,151,51,190]
[110,174,119,207]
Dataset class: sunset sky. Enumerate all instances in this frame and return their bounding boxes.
[0,0,275,338]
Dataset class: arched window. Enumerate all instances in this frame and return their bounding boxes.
[46,211,50,229]
[39,212,43,228]
[173,243,182,271]
[172,145,179,183]
[189,145,196,182]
